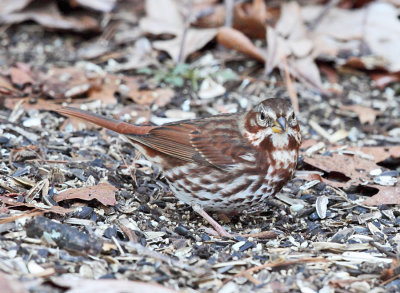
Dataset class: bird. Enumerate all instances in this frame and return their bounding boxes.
[56,98,301,237]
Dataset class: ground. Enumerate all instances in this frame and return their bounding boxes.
[0,1,400,293]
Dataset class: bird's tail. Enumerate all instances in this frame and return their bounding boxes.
[55,107,153,135]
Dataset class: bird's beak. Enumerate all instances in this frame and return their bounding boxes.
[272,117,287,134]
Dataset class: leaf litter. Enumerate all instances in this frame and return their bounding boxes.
[0,0,400,292]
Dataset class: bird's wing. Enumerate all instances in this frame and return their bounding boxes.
[129,115,252,169]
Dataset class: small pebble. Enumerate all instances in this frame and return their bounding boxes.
[309,212,320,221]
[374,176,397,186]
[232,241,246,251]
[369,168,382,176]
[239,241,256,252]
[73,207,94,219]
[37,249,49,259]
[104,226,117,239]
[290,204,305,213]
[316,196,329,219]
[381,170,399,177]
[175,225,190,237]
[201,233,211,241]
[139,205,151,214]
[234,236,247,242]
[23,117,41,128]
[0,136,9,144]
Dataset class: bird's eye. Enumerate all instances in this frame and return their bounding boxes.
[257,112,272,127]
[288,112,297,126]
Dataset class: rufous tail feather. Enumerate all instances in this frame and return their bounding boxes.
[56,107,153,135]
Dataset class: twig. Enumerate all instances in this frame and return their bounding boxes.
[243,271,261,285]
[328,186,377,210]
[116,136,138,187]
[369,241,399,259]
[307,0,340,31]
[239,230,277,239]
[0,209,44,224]
[112,236,125,256]
[224,0,234,27]
[281,55,299,113]
[224,257,328,284]
[381,274,400,286]
[177,0,193,64]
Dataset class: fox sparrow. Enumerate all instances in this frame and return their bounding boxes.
[57,98,301,237]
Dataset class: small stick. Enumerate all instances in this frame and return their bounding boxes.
[177,0,193,63]
[224,0,234,27]
[281,55,299,113]
[0,209,44,224]
[224,257,328,284]
[369,241,399,259]
[307,0,340,31]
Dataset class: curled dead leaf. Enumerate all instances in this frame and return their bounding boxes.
[217,27,265,62]
[54,183,117,206]
[0,1,99,32]
[341,105,381,125]
[304,153,380,188]
[233,0,268,39]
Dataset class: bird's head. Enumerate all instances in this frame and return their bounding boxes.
[242,98,301,149]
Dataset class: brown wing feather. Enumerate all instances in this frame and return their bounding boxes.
[130,124,197,163]
[129,115,252,169]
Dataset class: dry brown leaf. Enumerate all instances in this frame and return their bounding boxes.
[9,66,34,86]
[217,27,265,62]
[370,72,400,89]
[265,26,287,74]
[50,278,177,293]
[266,2,323,92]
[140,0,217,62]
[0,75,17,96]
[363,185,400,206]
[319,64,339,84]
[193,4,225,28]
[194,1,279,38]
[106,38,157,71]
[54,183,117,206]
[289,57,323,91]
[129,88,174,107]
[0,0,99,32]
[304,153,379,188]
[152,28,217,62]
[345,146,400,163]
[42,67,93,99]
[296,172,323,183]
[87,74,121,105]
[233,0,268,39]
[300,139,319,149]
[341,105,381,125]
[302,2,400,72]
[140,0,182,35]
